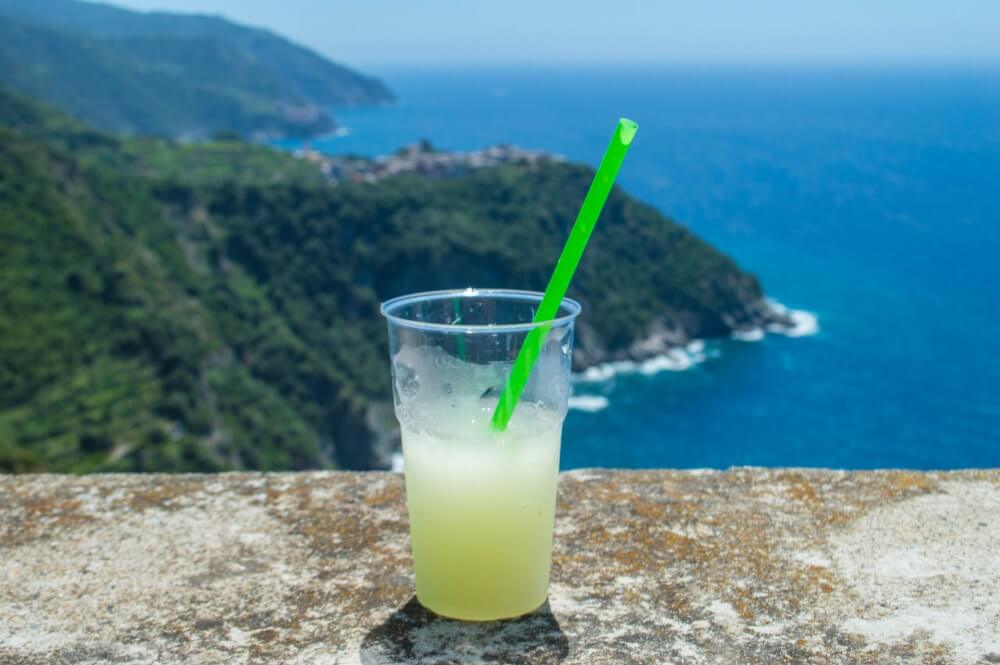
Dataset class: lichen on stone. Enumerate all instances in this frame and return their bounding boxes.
[0,469,997,664]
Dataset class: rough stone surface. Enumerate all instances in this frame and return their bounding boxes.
[1,469,998,664]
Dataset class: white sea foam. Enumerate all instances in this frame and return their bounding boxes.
[767,298,790,316]
[731,327,765,342]
[779,309,820,337]
[734,299,819,340]
[568,395,610,412]
[566,298,817,393]
[766,298,820,337]
[390,452,404,473]
[639,350,693,374]
[578,360,636,383]
[575,342,712,384]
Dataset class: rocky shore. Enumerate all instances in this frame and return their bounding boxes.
[2,87,808,474]
[359,298,805,470]
[573,296,797,370]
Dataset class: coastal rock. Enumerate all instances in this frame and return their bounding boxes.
[0,90,808,474]
[0,0,394,140]
[724,297,795,338]
[614,320,689,363]
[2,469,997,664]
[572,297,795,370]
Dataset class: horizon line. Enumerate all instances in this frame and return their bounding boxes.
[348,58,1000,72]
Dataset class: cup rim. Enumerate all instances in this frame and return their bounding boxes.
[380,288,582,334]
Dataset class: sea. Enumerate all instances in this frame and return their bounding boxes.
[276,65,1000,470]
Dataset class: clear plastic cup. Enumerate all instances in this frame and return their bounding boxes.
[380,288,580,621]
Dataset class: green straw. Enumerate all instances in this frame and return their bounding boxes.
[491,117,638,431]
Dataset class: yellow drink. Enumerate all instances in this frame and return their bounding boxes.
[381,289,579,621]
[401,402,562,620]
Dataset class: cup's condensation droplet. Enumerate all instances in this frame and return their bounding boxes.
[442,382,453,394]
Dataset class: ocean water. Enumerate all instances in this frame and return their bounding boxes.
[278,66,1000,470]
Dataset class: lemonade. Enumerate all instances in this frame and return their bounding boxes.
[380,289,579,621]
[401,402,562,620]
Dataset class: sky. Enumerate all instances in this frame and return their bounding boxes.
[110,0,1000,70]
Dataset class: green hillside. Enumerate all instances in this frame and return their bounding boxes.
[0,0,393,138]
[0,88,773,473]
[0,0,393,106]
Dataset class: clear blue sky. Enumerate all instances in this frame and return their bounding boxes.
[111,0,1000,69]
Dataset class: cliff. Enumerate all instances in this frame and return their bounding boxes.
[0,0,393,139]
[1,87,787,472]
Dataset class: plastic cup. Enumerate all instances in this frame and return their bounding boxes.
[381,288,581,621]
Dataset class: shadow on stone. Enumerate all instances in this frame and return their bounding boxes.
[360,597,569,664]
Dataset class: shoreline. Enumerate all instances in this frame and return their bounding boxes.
[569,299,819,412]
[385,300,818,468]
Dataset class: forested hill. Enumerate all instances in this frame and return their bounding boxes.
[0,87,778,473]
[0,0,393,139]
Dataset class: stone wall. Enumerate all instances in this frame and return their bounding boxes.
[1,469,998,664]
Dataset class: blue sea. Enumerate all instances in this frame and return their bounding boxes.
[278,66,1000,470]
